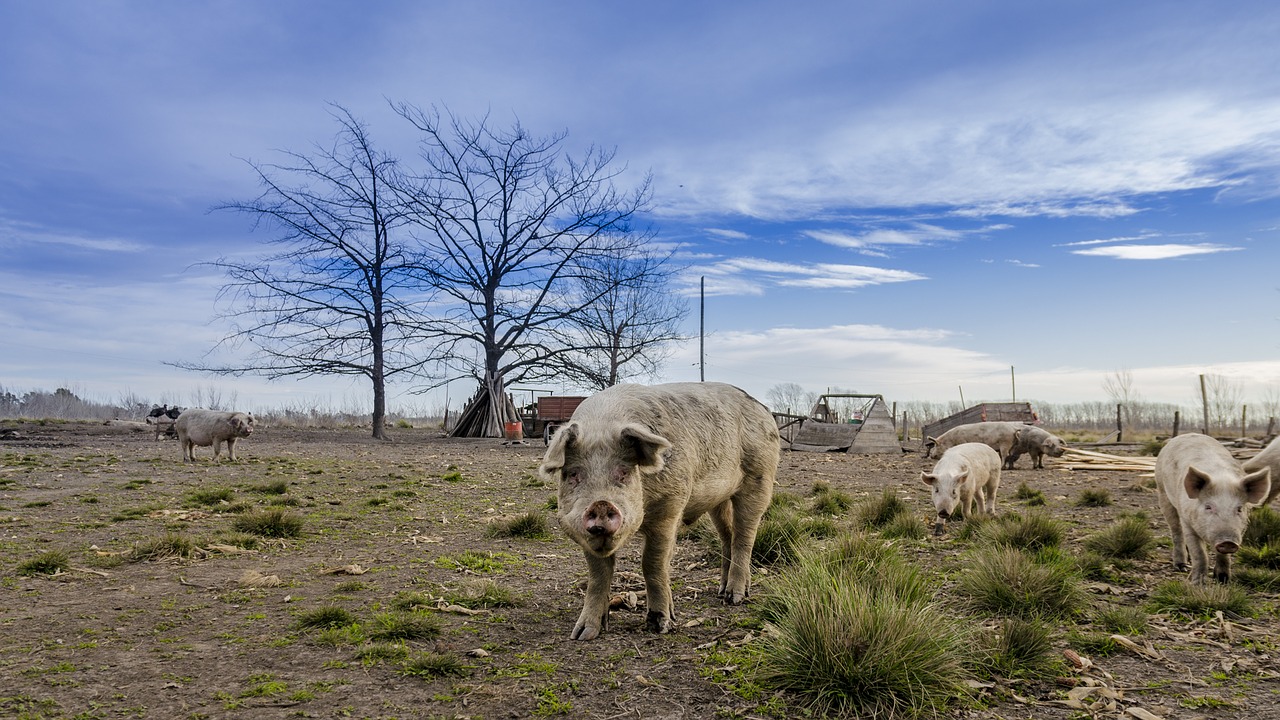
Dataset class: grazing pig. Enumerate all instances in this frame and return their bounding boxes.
[925,421,1022,463]
[1005,426,1067,470]
[1243,435,1280,506]
[1155,433,1271,583]
[538,382,779,641]
[921,442,1002,535]
[174,409,255,462]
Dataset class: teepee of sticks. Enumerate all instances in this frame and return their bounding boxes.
[449,373,521,438]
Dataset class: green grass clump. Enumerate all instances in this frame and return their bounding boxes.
[250,480,290,495]
[400,652,469,679]
[880,511,927,540]
[368,612,441,641]
[955,513,997,541]
[981,618,1061,679]
[294,606,357,631]
[1012,482,1046,506]
[355,642,410,664]
[977,511,1065,552]
[1075,489,1113,507]
[811,488,854,516]
[1230,567,1280,592]
[184,486,234,507]
[1235,544,1280,570]
[1095,606,1148,635]
[1083,515,1155,559]
[1147,580,1253,618]
[129,533,199,562]
[857,489,911,531]
[484,512,552,540]
[751,507,805,566]
[17,550,70,576]
[433,550,517,574]
[754,538,971,719]
[232,508,304,538]
[434,580,522,609]
[1245,505,1280,548]
[958,546,1083,619]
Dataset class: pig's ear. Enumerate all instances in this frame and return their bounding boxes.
[619,424,672,474]
[1183,466,1211,498]
[921,472,936,486]
[1243,468,1272,505]
[954,470,970,485]
[539,422,578,478]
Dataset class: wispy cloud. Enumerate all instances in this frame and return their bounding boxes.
[1071,243,1241,260]
[0,219,147,254]
[704,228,750,241]
[689,257,927,295]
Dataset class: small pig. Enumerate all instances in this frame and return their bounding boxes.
[921,442,1002,535]
[1005,426,1067,470]
[925,421,1022,463]
[1242,435,1280,506]
[174,409,255,462]
[1155,433,1271,583]
[538,382,779,641]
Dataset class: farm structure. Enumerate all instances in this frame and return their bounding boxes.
[921,402,1038,444]
[781,393,901,454]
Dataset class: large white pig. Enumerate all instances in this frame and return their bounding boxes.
[925,421,1022,462]
[1242,435,1280,506]
[538,382,779,641]
[174,409,255,462]
[1155,433,1271,583]
[921,442,1002,535]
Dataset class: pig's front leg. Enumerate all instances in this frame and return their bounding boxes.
[1183,527,1209,584]
[641,515,681,633]
[572,551,615,641]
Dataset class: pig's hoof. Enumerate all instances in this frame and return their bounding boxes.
[1174,562,1188,572]
[1214,572,1230,584]
[570,624,601,641]
[933,522,945,536]
[723,590,747,605]
[646,610,673,634]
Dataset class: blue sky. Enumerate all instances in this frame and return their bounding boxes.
[3,1,1279,415]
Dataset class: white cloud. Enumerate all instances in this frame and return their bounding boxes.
[704,228,750,241]
[1071,243,1241,260]
[690,257,927,295]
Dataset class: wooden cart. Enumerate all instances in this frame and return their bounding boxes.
[523,395,588,445]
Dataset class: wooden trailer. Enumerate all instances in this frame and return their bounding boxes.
[522,395,588,445]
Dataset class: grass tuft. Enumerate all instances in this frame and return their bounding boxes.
[1147,580,1253,618]
[400,652,469,679]
[185,486,234,507]
[368,611,441,641]
[1083,515,1155,559]
[17,550,70,576]
[958,546,1083,619]
[233,508,304,538]
[751,506,805,566]
[484,512,552,540]
[129,533,199,562]
[294,606,357,631]
[976,511,1065,552]
[1245,505,1280,548]
[856,489,911,531]
[981,618,1061,680]
[1075,489,1113,507]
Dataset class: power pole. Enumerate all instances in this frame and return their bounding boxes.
[699,276,705,382]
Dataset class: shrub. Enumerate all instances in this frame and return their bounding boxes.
[959,547,1083,619]
[1083,515,1155,559]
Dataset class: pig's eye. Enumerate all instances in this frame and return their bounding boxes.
[611,466,631,486]
[564,471,582,488]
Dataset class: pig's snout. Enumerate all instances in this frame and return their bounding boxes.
[936,509,951,520]
[584,501,622,537]
[1215,540,1240,555]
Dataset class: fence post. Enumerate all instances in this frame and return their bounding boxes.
[1116,404,1123,443]
[1199,374,1209,435]
[1173,410,1180,438]
[1241,405,1247,439]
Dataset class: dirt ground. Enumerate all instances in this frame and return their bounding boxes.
[1,420,1278,720]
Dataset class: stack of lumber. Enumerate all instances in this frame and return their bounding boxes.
[1058,448,1156,473]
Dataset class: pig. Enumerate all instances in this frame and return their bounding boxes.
[921,442,1002,535]
[1242,435,1280,506]
[925,421,1022,463]
[174,409,255,462]
[538,382,779,641]
[1004,426,1067,470]
[1154,433,1271,583]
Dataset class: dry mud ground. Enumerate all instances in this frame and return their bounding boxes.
[1,420,1278,720]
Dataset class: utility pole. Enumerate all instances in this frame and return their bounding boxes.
[699,276,705,382]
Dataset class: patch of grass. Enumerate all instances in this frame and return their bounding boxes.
[355,642,410,665]
[802,515,840,539]
[1231,567,1280,592]
[977,511,1065,552]
[232,508,304,538]
[433,550,517,574]
[484,512,552,540]
[129,533,198,562]
[400,651,468,679]
[856,489,911,531]
[313,624,366,646]
[751,506,805,566]
[880,511,927,540]
[249,480,289,495]
[958,546,1083,619]
[1245,505,1280,548]
[110,502,166,522]
[184,486,234,507]
[1139,439,1165,456]
[754,537,972,719]
[1147,580,1253,619]
[1075,489,1113,507]
[981,618,1062,679]
[441,470,465,483]
[214,532,260,550]
[1095,605,1149,635]
[368,611,441,641]
[1012,482,1046,506]
[955,513,997,541]
[17,550,70,576]
[1236,543,1280,570]
[294,606,357,631]
[533,684,574,716]
[240,673,288,698]
[433,580,522,609]
[1068,631,1123,657]
[811,488,854,516]
[1083,515,1155,559]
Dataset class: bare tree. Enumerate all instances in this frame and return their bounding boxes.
[393,104,658,436]
[1102,368,1143,429]
[766,383,817,415]
[557,250,688,390]
[180,106,437,440]
[1259,384,1280,430]
[1198,373,1243,434]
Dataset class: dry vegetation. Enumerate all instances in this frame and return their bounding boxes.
[2,419,1279,719]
